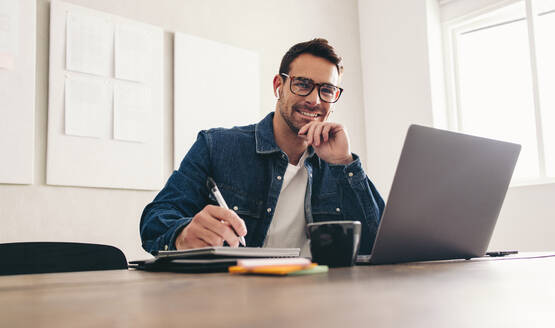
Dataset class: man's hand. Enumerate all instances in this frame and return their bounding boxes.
[298,121,353,165]
[175,205,247,250]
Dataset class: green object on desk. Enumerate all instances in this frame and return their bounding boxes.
[287,265,328,276]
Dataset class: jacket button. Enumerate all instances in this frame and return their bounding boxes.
[348,172,354,177]
[336,208,341,212]
[233,206,239,211]
[267,208,272,213]
[277,175,282,180]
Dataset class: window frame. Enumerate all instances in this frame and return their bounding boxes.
[441,0,555,187]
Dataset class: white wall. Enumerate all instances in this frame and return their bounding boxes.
[358,0,555,252]
[0,0,367,260]
[358,0,436,194]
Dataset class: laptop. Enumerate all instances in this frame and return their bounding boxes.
[357,125,521,265]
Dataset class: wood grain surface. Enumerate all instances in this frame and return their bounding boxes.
[1,254,554,328]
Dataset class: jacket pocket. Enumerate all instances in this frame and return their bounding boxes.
[210,184,264,243]
[216,183,264,219]
[311,193,343,222]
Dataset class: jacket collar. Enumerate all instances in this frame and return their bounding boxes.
[255,112,281,154]
[255,112,315,158]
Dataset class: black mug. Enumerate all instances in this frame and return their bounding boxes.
[307,221,361,267]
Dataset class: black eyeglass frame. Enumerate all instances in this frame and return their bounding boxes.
[280,73,344,104]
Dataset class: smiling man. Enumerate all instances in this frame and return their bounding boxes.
[140,39,384,256]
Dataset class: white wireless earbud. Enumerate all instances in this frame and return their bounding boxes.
[275,87,281,100]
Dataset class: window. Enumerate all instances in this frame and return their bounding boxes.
[442,0,555,185]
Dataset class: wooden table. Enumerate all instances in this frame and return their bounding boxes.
[1,254,554,327]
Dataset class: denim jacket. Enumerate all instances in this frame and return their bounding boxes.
[140,112,385,254]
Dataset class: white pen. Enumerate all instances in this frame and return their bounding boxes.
[206,177,246,247]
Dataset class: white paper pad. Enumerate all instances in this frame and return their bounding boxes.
[0,0,19,70]
[65,75,112,138]
[115,23,152,82]
[66,12,113,76]
[113,82,151,142]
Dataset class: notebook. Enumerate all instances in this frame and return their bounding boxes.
[154,247,300,259]
[357,125,521,265]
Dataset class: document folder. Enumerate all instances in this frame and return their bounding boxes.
[130,247,301,273]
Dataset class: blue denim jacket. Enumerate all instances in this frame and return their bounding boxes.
[140,112,385,254]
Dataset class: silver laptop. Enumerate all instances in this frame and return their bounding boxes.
[358,125,521,265]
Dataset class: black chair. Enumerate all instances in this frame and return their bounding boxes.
[0,242,128,276]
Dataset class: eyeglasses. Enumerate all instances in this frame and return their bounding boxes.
[280,73,343,103]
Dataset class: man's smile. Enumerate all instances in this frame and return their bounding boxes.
[298,110,319,118]
[292,104,323,121]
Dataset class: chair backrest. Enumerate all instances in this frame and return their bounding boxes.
[0,242,128,275]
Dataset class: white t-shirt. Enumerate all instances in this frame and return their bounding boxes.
[263,152,311,257]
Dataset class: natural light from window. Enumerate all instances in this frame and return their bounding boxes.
[536,9,555,177]
[447,0,555,184]
[457,8,538,180]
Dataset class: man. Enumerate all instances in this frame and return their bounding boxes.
[140,38,384,256]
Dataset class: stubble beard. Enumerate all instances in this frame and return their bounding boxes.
[278,101,301,134]
[279,101,327,135]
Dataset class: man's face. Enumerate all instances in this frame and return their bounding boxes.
[276,53,340,133]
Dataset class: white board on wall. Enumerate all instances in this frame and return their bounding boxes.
[174,33,261,169]
[47,0,164,190]
[0,0,35,184]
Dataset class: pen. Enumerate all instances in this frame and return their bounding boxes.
[207,177,246,247]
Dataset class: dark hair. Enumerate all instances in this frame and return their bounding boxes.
[279,38,343,76]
